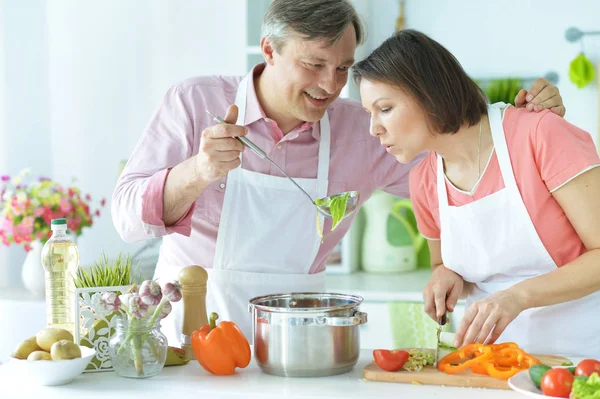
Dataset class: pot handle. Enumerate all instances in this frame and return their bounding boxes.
[316,311,368,326]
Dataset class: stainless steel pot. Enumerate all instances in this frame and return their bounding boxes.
[248,292,367,377]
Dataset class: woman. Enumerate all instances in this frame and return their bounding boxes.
[352,30,600,358]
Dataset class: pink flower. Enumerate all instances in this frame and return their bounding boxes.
[21,216,34,228]
[1,217,13,235]
[1,175,10,182]
[42,206,55,224]
[139,280,162,305]
[33,208,44,217]
[163,281,182,303]
[100,198,106,207]
[11,197,25,216]
[67,221,79,232]
[85,194,91,201]
[60,198,72,213]
[95,209,100,217]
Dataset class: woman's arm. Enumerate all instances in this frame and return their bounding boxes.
[508,166,600,309]
[423,240,471,321]
[427,240,473,299]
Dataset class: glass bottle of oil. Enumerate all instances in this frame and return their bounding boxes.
[41,218,80,335]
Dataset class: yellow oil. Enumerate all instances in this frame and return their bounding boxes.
[41,240,79,335]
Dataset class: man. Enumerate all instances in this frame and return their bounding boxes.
[112,0,566,345]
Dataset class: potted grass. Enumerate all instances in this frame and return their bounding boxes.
[73,252,143,372]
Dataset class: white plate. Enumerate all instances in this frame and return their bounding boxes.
[508,370,547,398]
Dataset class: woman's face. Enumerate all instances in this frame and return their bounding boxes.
[359,79,433,164]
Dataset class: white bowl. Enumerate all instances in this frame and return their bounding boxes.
[8,346,96,386]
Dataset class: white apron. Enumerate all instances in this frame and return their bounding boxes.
[161,74,329,346]
[437,104,600,358]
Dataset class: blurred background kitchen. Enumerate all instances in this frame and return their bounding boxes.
[1,0,599,355]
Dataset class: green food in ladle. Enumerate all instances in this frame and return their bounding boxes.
[315,192,350,232]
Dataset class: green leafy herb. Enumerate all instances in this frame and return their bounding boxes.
[329,193,349,230]
[73,251,143,288]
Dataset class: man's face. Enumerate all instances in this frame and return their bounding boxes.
[267,25,356,123]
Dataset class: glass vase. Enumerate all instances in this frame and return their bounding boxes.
[108,316,168,379]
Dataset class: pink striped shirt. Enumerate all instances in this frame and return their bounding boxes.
[111,64,419,274]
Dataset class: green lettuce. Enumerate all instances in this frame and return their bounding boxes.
[572,373,600,399]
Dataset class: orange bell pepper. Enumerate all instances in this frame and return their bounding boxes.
[438,344,493,374]
[484,363,522,379]
[438,342,540,380]
[191,312,251,375]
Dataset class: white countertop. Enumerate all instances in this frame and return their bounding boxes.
[0,348,551,399]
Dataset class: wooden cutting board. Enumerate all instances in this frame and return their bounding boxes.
[363,349,570,390]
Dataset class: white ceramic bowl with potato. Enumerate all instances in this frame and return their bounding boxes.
[8,346,96,386]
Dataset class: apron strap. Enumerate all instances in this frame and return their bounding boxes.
[436,154,449,231]
[234,75,249,126]
[317,112,331,183]
[487,105,519,194]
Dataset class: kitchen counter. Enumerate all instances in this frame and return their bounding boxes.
[0,348,554,399]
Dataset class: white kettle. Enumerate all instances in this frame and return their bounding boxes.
[361,191,425,273]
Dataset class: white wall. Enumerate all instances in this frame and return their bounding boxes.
[1,0,247,287]
[0,1,8,284]
[1,0,52,286]
[352,0,600,142]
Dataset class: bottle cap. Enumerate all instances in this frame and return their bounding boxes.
[51,218,67,225]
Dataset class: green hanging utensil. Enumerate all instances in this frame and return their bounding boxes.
[569,53,596,89]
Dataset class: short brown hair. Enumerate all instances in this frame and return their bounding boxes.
[262,0,365,52]
[352,29,487,134]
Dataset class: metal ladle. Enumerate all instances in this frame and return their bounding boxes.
[207,110,360,221]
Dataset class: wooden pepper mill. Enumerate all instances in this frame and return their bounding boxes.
[178,265,209,360]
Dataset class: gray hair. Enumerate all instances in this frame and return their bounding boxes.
[261,0,365,52]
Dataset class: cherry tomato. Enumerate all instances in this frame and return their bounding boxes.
[575,359,600,377]
[541,368,574,398]
[373,349,410,372]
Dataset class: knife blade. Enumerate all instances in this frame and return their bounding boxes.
[434,312,447,367]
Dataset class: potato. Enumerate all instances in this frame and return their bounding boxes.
[11,336,42,359]
[36,328,73,352]
[50,340,81,360]
[27,350,52,361]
